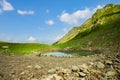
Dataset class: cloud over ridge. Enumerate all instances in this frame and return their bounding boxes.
[59,5,103,25]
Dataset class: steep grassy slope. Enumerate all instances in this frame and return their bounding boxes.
[0,42,53,54]
[55,4,120,51]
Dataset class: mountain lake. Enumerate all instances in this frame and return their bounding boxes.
[42,51,95,57]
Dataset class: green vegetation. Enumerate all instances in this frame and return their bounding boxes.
[54,4,120,51]
[0,42,53,55]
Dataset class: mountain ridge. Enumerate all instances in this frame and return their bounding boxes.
[54,4,120,51]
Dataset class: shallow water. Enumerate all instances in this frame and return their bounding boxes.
[42,52,72,57]
[43,51,95,57]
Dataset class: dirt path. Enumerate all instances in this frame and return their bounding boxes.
[0,54,97,80]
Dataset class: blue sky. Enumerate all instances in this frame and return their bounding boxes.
[0,0,120,44]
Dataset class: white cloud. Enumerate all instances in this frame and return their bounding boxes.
[17,10,34,15]
[0,0,14,11]
[45,20,54,25]
[59,8,90,25]
[2,0,14,11]
[28,36,37,43]
[0,0,14,13]
[59,5,103,25]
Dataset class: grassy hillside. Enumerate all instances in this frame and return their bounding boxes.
[0,42,53,54]
[54,4,120,51]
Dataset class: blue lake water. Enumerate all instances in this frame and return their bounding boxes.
[42,51,95,57]
[43,52,72,57]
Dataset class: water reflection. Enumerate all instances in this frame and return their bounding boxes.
[42,52,72,57]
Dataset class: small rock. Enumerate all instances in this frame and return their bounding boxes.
[31,78,38,80]
[57,69,71,76]
[106,71,116,76]
[105,60,113,65]
[26,65,32,68]
[81,78,85,80]
[73,73,79,77]
[0,73,3,78]
[48,69,56,74]
[62,69,71,74]
[53,74,63,80]
[78,72,86,77]
[20,72,25,75]
[20,70,29,75]
[89,62,94,66]
[43,74,63,80]
[34,65,41,69]
[96,62,105,69]
[78,64,89,73]
[91,69,102,74]
[57,72,64,77]
[56,66,62,71]
[10,71,15,74]
[13,78,20,80]
[72,66,79,72]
